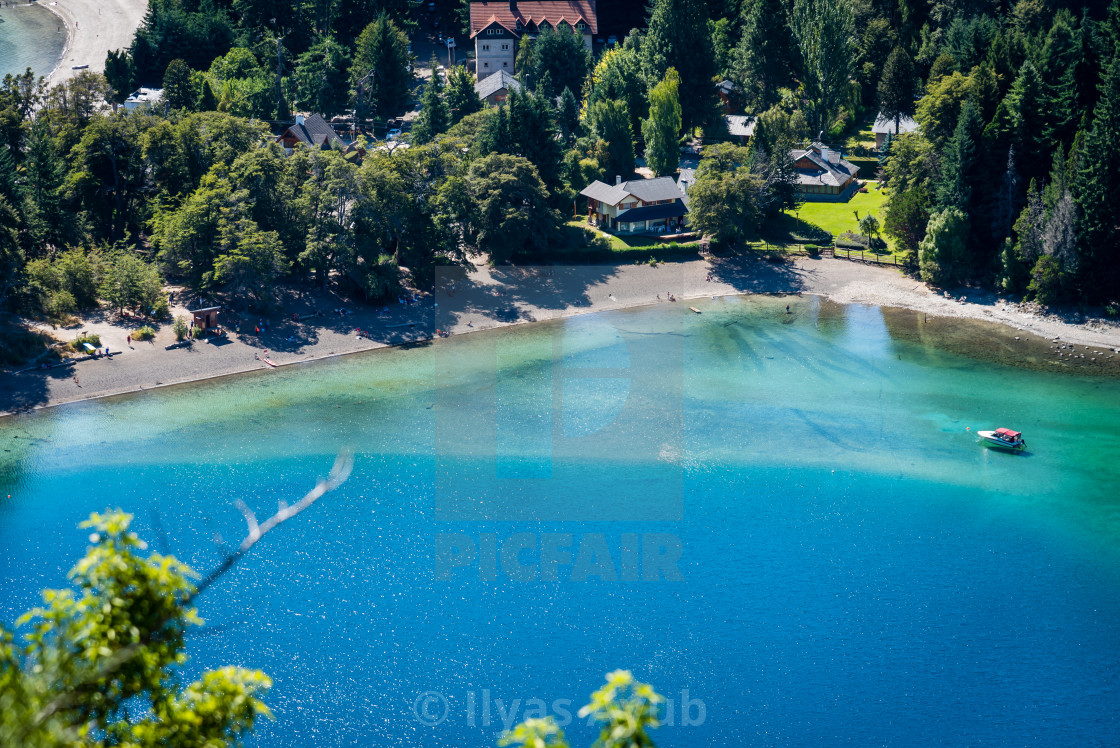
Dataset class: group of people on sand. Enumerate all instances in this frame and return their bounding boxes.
[659,291,677,302]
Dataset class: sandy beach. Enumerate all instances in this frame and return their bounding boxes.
[3,255,1120,416]
[41,0,145,85]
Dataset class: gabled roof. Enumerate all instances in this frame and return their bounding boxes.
[579,176,684,206]
[872,112,919,135]
[278,114,343,150]
[791,143,858,188]
[469,1,598,39]
[475,70,521,99]
[676,168,696,207]
[725,115,756,138]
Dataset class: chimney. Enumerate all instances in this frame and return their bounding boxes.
[615,175,621,185]
[295,114,305,126]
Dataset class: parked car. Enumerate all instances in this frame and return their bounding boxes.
[387,128,402,140]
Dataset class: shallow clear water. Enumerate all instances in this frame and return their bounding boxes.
[2,296,1119,746]
[0,2,65,80]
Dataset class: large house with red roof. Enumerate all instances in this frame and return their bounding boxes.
[469,1,597,76]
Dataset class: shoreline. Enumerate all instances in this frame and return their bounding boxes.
[3,256,1119,417]
[38,0,146,86]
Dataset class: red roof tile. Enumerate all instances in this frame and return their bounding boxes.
[469,1,597,38]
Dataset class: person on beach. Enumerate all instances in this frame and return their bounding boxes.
[126,334,131,346]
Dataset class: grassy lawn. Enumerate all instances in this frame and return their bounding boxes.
[762,182,896,255]
[564,220,700,253]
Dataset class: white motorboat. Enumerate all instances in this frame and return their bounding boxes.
[978,428,1025,451]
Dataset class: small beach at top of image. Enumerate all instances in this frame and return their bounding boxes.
[0,1,66,80]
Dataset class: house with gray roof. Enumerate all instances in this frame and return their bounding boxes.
[724,115,756,143]
[123,88,163,112]
[474,70,521,106]
[792,142,859,202]
[872,112,919,148]
[275,114,344,154]
[579,175,688,234]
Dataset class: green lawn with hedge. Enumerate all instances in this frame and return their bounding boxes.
[762,182,897,255]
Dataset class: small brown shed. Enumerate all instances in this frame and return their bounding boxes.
[190,306,220,331]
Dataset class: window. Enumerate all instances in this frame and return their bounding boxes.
[482,44,489,50]
[502,43,509,50]
[516,20,523,30]
[483,62,489,69]
[576,22,586,29]
[502,61,508,67]
[487,27,501,35]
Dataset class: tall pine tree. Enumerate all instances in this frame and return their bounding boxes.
[642,0,718,134]
[1075,48,1120,300]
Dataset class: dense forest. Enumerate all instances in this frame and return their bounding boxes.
[2,0,1120,359]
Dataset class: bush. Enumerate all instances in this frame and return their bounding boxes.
[133,325,156,341]
[70,332,102,353]
[172,316,189,341]
[805,244,820,257]
[47,290,78,319]
[150,296,171,320]
[191,326,205,339]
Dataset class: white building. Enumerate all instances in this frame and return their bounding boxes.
[123,88,163,112]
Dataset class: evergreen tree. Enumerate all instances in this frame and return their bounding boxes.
[162,59,196,111]
[519,23,592,99]
[877,47,915,138]
[197,78,219,111]
[351,14,413,120]
[642,69,683,177]
[935,99,981,212]
[104,49,133,104]
[558,86,581,142]
[412,60,450,145]
[1007,62,1048,184]
[733,0,795,110]
[294,36,352,118]
[791,0,857,137]
[588,99,636,181]
[1075,49,1120,300]
[1037,12,1081,147]
[445,65,482,124]
[643,0,718,133]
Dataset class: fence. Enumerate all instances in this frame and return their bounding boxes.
[831,247,902,265]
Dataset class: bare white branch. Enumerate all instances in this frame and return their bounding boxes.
[192,450,354,600]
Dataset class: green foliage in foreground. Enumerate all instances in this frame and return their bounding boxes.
[0,510,270,747]
[0,511,665,748]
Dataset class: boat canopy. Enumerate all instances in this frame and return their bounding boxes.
[994,428,1021,438]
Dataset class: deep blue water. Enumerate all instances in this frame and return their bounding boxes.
[2,296,1119,746]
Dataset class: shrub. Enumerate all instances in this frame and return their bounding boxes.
[133,325,156,341]
[172,316,189,341]
[191,326,205,339]
[647,256,658,267]
[805,244,820,257]
[1106,302,1119,318]
[150,296,171,320]
[70,332,102,352]
[47,290,78,319]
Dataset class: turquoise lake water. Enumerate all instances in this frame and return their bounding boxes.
[0,2,65,80]
[2,296,1119,745]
